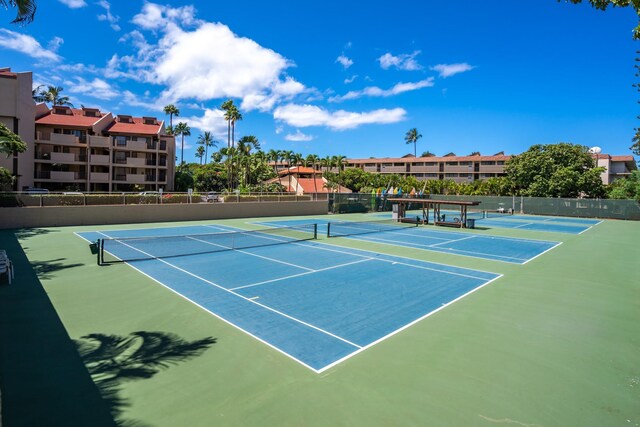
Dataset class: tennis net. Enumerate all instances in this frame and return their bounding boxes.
[98,224,317,264]
[327,219,418,238]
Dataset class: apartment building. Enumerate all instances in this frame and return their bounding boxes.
[345,153,636,184]
[0,68,36,190]
[0,67,176,192]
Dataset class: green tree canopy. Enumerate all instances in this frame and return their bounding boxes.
[0,123,27,156]
[504,143,606,197]
[607,170,640,200]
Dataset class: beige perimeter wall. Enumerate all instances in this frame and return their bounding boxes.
[0,201,327,229]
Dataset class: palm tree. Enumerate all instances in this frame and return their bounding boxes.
[197,131,217,165]
[404,128,422,157]
[195,146,205,164]
[266,149,282,191]
[163,104,180,135]
[228,105,242,148]
[306,154,320,196]
[421,151,436,157]
[1,0,36,24]
[334,155,347,172]
[36,85,73,107]
[321,155,333,173]
[237,135,260,186]
[281,150,295,193]
[220,100,234,149]
[173,122,190,165]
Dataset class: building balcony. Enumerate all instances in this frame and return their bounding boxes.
[36,131,82,146]
[443,165,474,173]
[50,133,81,145]
[126,174,146,183]
[50,152,78,163]
[91,154,110,165]
[410,166,440,173]
[477,165,505,173]
[89,135,111,148]
[380,166,407,173]
[127,157,147,167]
[90,172,109,182]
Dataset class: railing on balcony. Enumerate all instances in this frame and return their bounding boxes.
[127,157,146,167]
[159,158,167,167]
[159,141,167,151]
[114,158,127,165]
[90,155,110,165]
[89,135,110,148]
[90,172,109,182]
[145,174,157,182]
[147,141,157,150]
[146,159,157,166]
[114,174,126,181]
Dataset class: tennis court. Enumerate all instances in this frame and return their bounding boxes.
[255,219,561,264]
[77,225,501,372]
[377,210,600,234]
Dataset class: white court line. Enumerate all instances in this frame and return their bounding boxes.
[513,222,536,229]
[96,231,363,351]
[230,258,374,291]
[348,233,527,263]
[428,235,478,247]
[522,241,563,265]
[186,236,315,272]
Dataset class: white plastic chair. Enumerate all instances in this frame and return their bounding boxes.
[0,257,13,285]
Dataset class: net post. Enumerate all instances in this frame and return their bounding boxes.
[313,223,318,240]
[326,222,331,238]
[97,239,103,265]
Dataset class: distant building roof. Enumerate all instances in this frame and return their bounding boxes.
[35,107,106,127]
[278,166,323,175]
[106,116,164,136]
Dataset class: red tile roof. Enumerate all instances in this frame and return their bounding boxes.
[610,155,635,162]
[36,108,105,127]
[0,69,17,79]
[278,166,323,175]
[106,117,163,136]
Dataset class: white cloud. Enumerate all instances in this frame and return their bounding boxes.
[97,0,120,31]
[131,2,200,30]
[275,125,283,134]
[430,63,475,78]
[65,77,119,100]
[184,108,228,138]
[121,90,163,111]
[273,104,407,131]
[0,29,61,62]
[285,130,313,142]
[378,51,422,71]
[102,3,306,112]
[344,75,358,84]
[329,77,434,102]
[336,54,353,69]
[58,0,87,8]
[48,36,64,52]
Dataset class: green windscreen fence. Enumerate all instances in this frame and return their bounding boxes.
[328,193,640,220]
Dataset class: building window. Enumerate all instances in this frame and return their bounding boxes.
[425,162,437,166]
[446,162,458,166]
[496,161,505,165]
[412,162,424,166]
[481,161,496,166]
[459,161,472,166]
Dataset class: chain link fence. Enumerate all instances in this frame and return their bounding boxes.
[329,193,640,220]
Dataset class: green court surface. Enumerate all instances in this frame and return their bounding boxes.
[1,213,639,426]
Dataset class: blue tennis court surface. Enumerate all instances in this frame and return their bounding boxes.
[255,219,561,264]
[376,211,601,234]
[76,225,501,373]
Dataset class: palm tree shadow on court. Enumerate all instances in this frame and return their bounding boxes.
[75,331,216,426]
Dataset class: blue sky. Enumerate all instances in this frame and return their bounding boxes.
[1,1,638,162]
